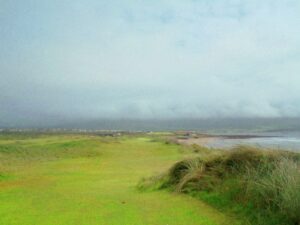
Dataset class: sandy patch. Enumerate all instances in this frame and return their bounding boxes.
[176,137,217,146]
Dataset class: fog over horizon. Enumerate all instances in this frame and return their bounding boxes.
[1,1,300,127]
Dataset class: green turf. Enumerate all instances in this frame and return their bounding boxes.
[0,134,240,225]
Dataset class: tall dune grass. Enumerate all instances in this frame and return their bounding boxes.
[245,157,300,223]
[139,145,300,225]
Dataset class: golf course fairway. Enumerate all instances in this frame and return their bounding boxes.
[0,134,240,225]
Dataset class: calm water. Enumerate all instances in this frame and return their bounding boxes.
[205,131,300,152]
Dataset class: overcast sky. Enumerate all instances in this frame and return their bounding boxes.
[1,0,300,126]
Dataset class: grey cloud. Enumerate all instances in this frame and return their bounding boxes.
[1,0,300,127]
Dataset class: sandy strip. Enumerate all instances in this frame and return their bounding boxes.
[176,137,218,146]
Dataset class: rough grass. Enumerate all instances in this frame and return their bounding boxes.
[139,145,300,225]
[0,135,101,175]
[0,133,239,225]
[245,158,300,223]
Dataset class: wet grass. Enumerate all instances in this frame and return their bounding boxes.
[0,133,239,225]
[140,145,300,225]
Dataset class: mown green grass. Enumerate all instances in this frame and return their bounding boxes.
[0,134,239,225]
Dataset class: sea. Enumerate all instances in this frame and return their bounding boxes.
[204,131,300,152]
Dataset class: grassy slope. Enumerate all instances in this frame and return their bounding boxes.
[146,145,300,225]
[0,134,239,225]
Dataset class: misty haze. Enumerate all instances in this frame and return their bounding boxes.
[1,1,300,225]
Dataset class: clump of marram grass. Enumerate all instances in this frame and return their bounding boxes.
[137,172,169,191]
[169,158,205,192]
[245,158,300,223]
[168,146,293,191]
[139,145,300,224]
